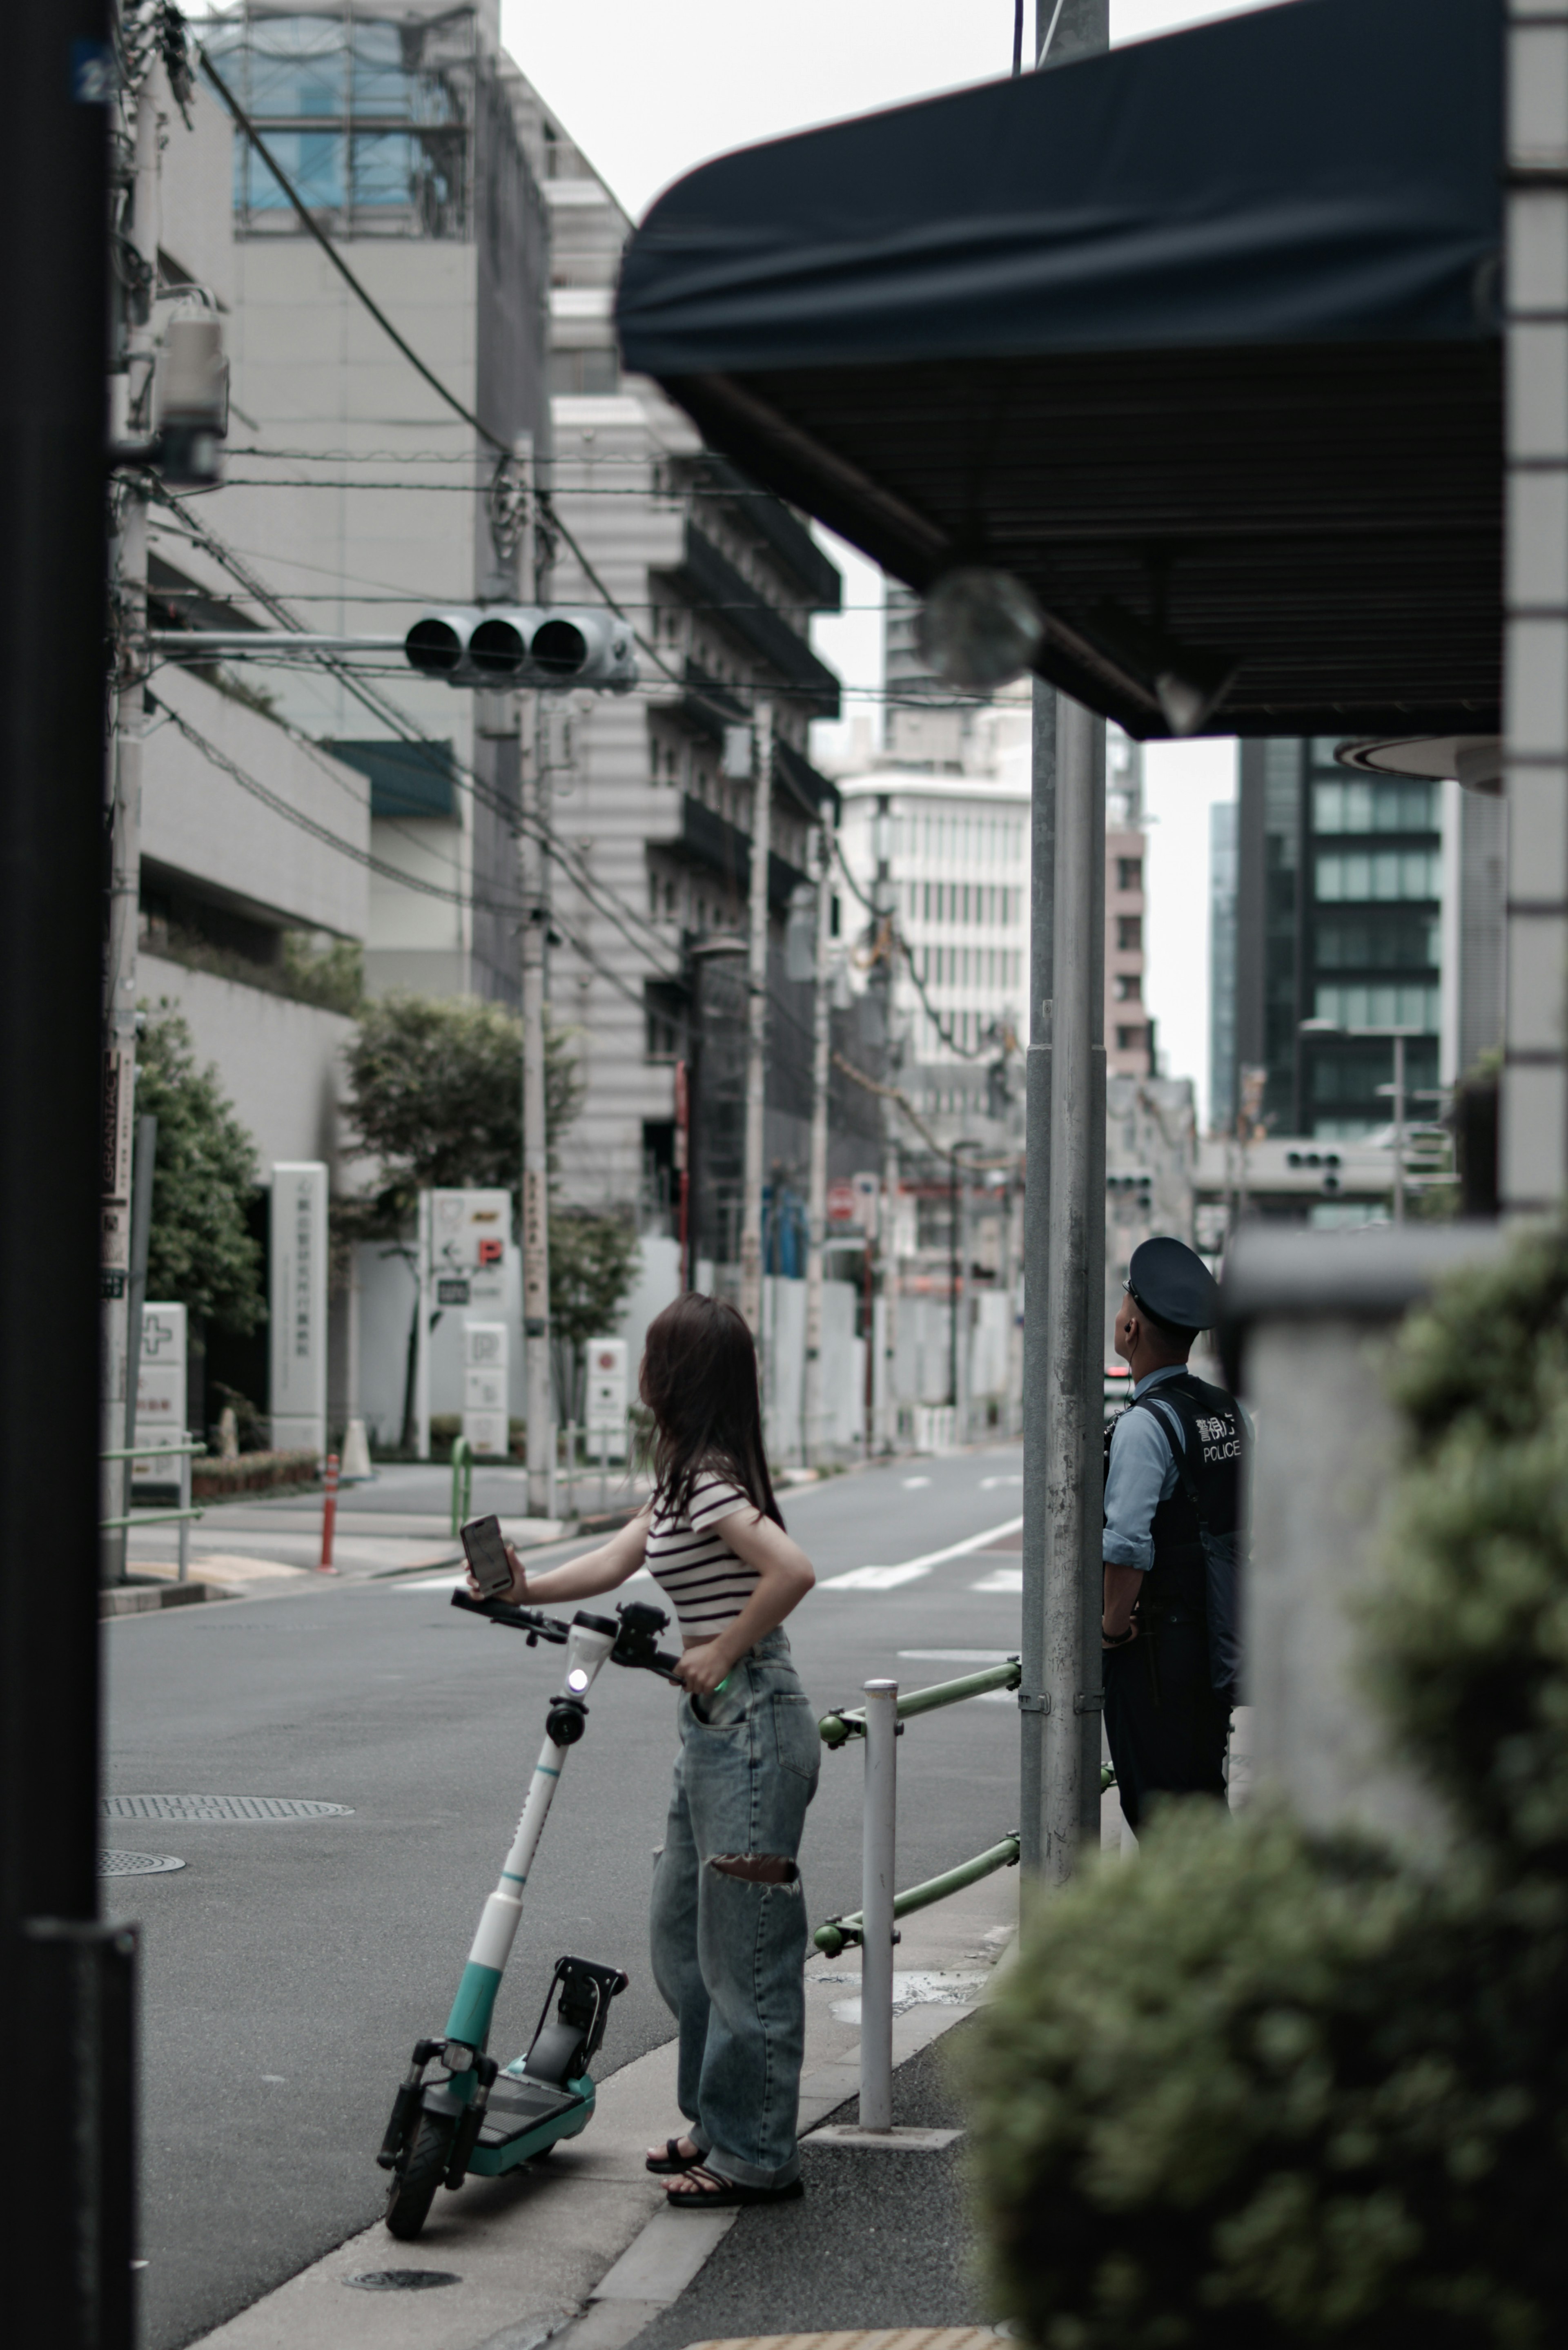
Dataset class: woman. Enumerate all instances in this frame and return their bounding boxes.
[473,1292,819,2208]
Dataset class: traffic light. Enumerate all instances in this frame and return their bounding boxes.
[403,606,637,692]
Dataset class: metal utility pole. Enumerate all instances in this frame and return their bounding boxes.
[520,443,555,1515]
[1020,0,1109,1890]
[739,700,774,1336]
[101,60,161,1583]
[4,3,131,2338]
[802,816,835,1463]
[520,733,552,1509]
[872,794,901,1449]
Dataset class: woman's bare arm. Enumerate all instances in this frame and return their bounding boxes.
[671,1509,814,1694]
[467,1507,651,1608]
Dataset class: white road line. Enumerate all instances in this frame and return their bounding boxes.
[818,1515,1022,1592]
[971,1567,1023,1594]
[820,1563,931,1591]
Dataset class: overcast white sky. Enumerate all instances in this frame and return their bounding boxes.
[501,0,1277,1122]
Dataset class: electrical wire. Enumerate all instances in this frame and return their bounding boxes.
[147,486,690,968]
[145,689,523,915]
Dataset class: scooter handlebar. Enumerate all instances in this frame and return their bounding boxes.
[450,1589,683,1679]
[449,1589,571,1642]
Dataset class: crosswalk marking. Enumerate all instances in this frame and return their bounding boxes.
[970,1566,1023,1594]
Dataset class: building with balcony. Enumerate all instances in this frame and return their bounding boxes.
[499,71,853,1246]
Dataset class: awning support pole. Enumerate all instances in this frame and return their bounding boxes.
[1022,0,1109,1902]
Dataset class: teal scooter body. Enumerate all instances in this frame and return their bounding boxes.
[376,1591,680,2238]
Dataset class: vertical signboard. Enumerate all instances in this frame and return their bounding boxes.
[463,1320,510,1458]
[270,1162,328,1460]
[101,1043,134,1295]
[133,1302,187,1478]
[584,1337,628,1460]
[430,1188,511,1308]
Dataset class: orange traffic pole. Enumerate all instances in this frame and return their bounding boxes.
[319,1451,340,1572]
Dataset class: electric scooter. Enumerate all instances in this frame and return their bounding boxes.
[376,1588,681,2241]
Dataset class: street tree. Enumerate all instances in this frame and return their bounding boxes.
[550,1208,641,1420]
[341,993,640,1448]
[134,1004,265,1335]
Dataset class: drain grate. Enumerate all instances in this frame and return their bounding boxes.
[344,2271,459,2292]
[102,1795,353,1824]
[99,1851,185,1877]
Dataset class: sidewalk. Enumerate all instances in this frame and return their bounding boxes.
[616,2030,983,2350]
[188,1872,1016,2350]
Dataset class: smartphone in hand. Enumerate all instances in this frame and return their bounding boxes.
[461,1513,516,1599]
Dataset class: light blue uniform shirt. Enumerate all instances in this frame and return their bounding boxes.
[1102,1364,1189,1575]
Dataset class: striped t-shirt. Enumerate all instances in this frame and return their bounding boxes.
[644,1467,760,1635]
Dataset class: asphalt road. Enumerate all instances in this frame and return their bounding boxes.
[105,1444,1026,2350]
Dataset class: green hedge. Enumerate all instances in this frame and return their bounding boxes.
[192,1449,320,1498]
[968,1224,1568,2350]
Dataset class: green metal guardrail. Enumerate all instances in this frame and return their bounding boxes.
[814,1835,1022,1957]
[102,1438,208,1579]
[812,1656,1120,1960]
[819,1657,1022,1746]
[450,1434,474,1539]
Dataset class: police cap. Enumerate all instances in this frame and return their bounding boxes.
[1126,1235,1221,1334]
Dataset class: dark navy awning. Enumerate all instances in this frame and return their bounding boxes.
[617,0,1503,739]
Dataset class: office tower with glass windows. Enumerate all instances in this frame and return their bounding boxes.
[1209,799,1238,1132]
[1235,740,1443,1139]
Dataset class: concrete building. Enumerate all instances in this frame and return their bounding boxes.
[186,0,551,1008]
[1209,798,1239,1132]
[499,70,850,1245]
[1231,739,1447,1140]
[1105,730,1152,1079]
[133,57,371,1179]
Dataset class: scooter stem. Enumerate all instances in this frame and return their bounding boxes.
[443,1618,616,2051]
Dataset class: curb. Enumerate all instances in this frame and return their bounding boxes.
[101,1578,233,1618]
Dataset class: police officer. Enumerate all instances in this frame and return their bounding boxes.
[1101,1235,1248,1834]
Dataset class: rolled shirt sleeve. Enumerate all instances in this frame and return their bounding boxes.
[1102,1396,1182,1572]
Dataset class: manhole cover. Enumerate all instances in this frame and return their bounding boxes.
[102,1796,353,1823]
[344,2271,460,2292]
[98,1851,185,1877]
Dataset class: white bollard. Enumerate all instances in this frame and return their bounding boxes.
[859,1677,899,2130]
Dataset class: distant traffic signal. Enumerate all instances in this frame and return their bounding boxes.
[404,606,637,692]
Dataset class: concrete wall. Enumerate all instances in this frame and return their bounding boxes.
[139,954,354,1171]
[144,667,371,938]
[155,78,236,308]
[762,1277,866,1463]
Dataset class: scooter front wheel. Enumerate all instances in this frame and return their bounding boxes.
[385,2111,455,2240]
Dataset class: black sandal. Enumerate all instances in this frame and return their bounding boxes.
[665,2164,804,2208]
[645,2136,704,2176]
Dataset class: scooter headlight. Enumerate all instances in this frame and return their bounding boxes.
[566,1666,590,1694]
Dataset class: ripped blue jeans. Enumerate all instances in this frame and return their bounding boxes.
[649,1628,820,2188]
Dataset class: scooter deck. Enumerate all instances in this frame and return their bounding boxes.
[421,2069,597,2178]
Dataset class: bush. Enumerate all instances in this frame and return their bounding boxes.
[969,1222,1568,2350]
[192,1449,320,1498]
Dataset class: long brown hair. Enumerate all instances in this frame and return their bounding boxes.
[639,1293,783,1528]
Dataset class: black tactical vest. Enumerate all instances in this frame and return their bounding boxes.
[1103,1370,1247,1617]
